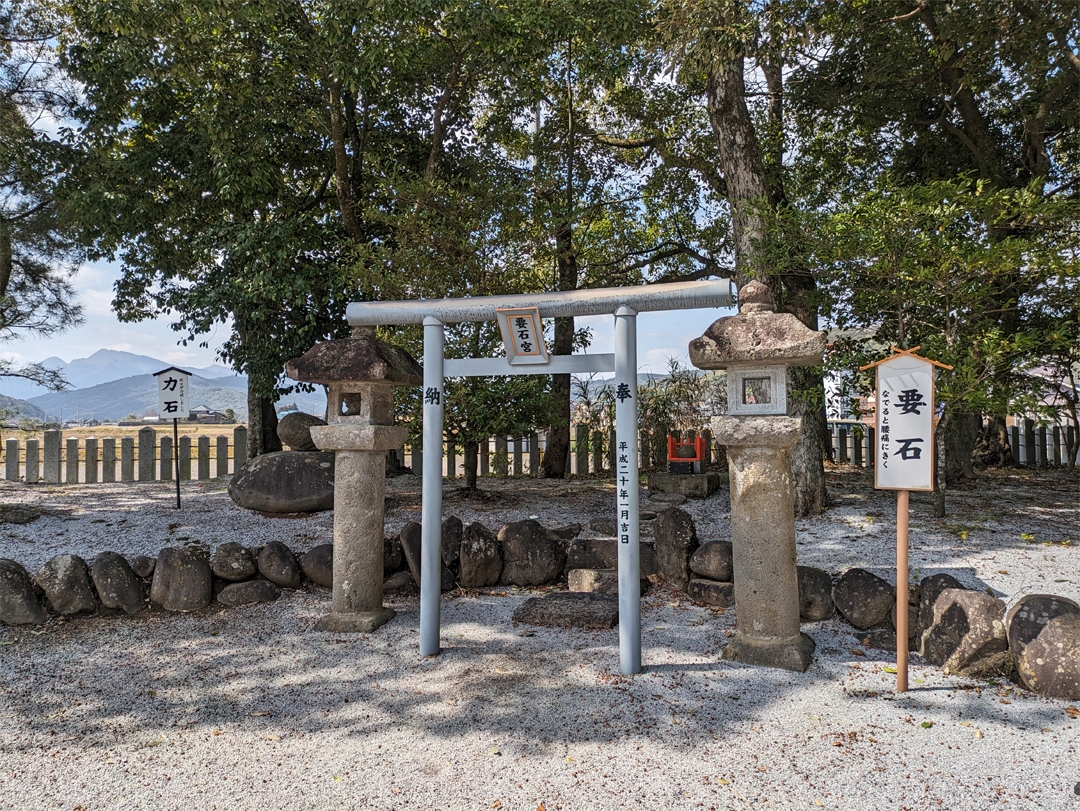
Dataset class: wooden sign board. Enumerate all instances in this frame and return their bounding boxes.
[872,353,935,491]
[154,366,192,419]
[496,307,549,365]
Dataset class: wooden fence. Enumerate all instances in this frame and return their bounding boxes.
[1,418,1074,484]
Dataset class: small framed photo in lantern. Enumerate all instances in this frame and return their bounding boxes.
[726,365,787,417]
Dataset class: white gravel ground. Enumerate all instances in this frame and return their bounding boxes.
[0,467,1078,811]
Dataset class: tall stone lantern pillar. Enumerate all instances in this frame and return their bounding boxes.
[689,280,827,672]
[286,327,423,633]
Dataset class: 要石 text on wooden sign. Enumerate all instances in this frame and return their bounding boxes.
[869,352,941,491]
[496,307,549,365]
[154,366,192,420]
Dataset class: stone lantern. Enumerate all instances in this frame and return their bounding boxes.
[286,327,423,633]
[688,280,826,672]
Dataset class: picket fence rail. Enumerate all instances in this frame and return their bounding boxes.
[0,419,1074,485]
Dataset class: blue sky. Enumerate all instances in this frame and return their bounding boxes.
[8,259,735,373]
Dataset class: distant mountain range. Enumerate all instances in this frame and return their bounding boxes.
[0,349,327,423]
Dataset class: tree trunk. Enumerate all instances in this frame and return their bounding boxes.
[933,413,949,518]
[976,415,1013,466]
[246,386,282,459]
[541,220,578,478]
[944,412,979,484]
[707,55,829,517]
[463,439,479,489]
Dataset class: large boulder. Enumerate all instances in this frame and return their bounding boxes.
[797,566,834,622]
[832,568,894,630]
[299,544,334,588]
[919,588,1008,677]
[211,542,257,582]
[1007,594,1080,693]
[459,522,503,588]
[276,412,327,451]
[1015,613,1080,700]
[512,592,618,629]
[228,451,335,513]
[150,547,213,612]
[384,537,403,572]
[90,552,144,615]
[916,572,965,637]
[400,522,455,591]
[498,520,566,587]
[35,554,98,615]
[257,541,302,589]
[689,541,733,582]
[565,537,658,577]
[0,559,47,625]
[654,507,699,590]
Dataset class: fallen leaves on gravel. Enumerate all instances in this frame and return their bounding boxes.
[1065,706,1080,719]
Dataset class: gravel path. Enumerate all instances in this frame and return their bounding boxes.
[1,468,1078,811]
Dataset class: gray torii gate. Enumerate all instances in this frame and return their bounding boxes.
[346,279,733,674]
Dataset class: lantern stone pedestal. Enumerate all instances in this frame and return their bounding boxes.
[711,415,815,671]
[690,280,826,673]
[286,328,423,634]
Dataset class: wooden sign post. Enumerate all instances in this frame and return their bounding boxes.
[153,367,192,510]
[860,348,951,692]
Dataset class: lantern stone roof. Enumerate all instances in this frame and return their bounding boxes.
[286,328,423,386]
[688,280,826,370]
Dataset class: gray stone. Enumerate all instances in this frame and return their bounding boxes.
[721,632,816,673]
[654,507,699,590]
[211,542,257,582]
[688,579,734,608]
[916,573,965,638]
[90,552,143,615]
[400,521,456,591]
[647,472,721,500]
[689,541,733,582]
[919,588,1009,677]
[383,570,417,595]
[689,279,827,369]
[442,515,464,568]
[315,606,397,633]
[131,555,156,579]
[568,568,618,595]
[384,537,403,572]
[218,580,281,606]
[1007,594,1080,692]
[564,537,658,577]
[1,506,40,524]
[257,541,302,589]
[498,520,567,587]
[227,451,335,513]
[459,522,502,588]
[862,628,917,653]
[150,547,213,612]
[35,554,98,615]
[797,566,834,622]
[833,568,895,630]
[276,412,327,451]
[1016,613,1080,700]
[552,524,582,541]
[299,544,334,588]
[0,559,47,625]
[512,592,618,629]
[589,517,617,536]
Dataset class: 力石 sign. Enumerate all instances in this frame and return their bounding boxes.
[154,366,192,419]
[864,349,949,491]
[496,307,549,365]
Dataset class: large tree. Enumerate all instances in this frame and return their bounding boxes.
[0,0,82,391]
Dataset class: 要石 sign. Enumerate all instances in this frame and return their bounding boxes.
[872,352,936,491]
[154,366,192,420]
[496,307,549,365]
